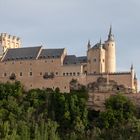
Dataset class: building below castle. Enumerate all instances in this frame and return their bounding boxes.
[0,27,138,93]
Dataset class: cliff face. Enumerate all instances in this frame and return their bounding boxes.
[87,92,140,111]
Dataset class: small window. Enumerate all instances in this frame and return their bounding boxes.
[30,84,32,87]
[94,58,96,62]
[70,73,72,76]
[20,62,22,64]
[73,72,75,76]
[66,73,69,76]
[103,59,105,62]
[77,72,80,76]
[20,72,22,76]
[4,73,7,77]
[30,72,32,76]
[56,72,58,75]
[63,73,65,76]
[40,72,42,75]
[64,86,66,89]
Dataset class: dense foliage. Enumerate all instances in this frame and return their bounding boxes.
[0,81,140,140]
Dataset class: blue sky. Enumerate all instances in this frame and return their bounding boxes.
[0,0,140,86]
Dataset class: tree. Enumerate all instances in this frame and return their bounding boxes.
[98,93,135,129]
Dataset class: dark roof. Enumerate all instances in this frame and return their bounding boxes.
[38,48,64,59]
[77,56,87,63]
[64,55,87,65]
[64,55,77,65]
[92,43,101,48]
[2,46,42,61]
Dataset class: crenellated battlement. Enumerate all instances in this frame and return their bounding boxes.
[0,33,21,55]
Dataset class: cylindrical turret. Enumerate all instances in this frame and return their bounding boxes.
[105,26,116,73]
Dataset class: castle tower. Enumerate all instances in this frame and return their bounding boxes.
[104,26,116,73]
[0,33,21,57]
[87,39,105,74]
[130,64,138,92]
[99,38,106,73]
[134,73,138,93]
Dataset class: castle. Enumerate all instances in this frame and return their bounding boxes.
[0,27,138,93]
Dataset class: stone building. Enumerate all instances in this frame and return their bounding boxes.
[0,27,138,93]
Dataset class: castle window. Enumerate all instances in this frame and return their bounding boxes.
[20,72,22,76]
[40,72,42,75]
[73,72,75,76]
[70,73,72,76]
[94,58,96,62]
[20,62,22,64]
[4,73,7,77]
[56,72,58,75]
[66,73,69,76]
[94,71,96,74]
[103,59,105,62]
[108,44,109,46]
[52,60,53,63]
[77,72,80,76]
[30,72,32,76]
[64,86,66,89]
[63,73,65,76]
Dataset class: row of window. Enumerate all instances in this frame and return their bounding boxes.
[3,72,57,77]
[63,72,80,76]
[4,60,55,64]
[3,71,78,77]
[88,58,105,63]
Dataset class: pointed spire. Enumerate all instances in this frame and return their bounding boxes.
[108,25,114,41]
[87,40,91,49]
[131,64,134,71]
[109,25,112,37]
[99,37,102,45]
[134,72,137,80]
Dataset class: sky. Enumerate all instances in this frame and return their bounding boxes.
[0,0,140,87]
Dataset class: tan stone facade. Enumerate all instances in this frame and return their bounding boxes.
[0,27,138,93]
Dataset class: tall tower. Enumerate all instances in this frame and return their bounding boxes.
[104,26,116,73]
[0,33,21,57]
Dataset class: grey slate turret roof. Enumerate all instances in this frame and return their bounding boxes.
[38,48,65,59]
[2,46,42,61]
[77,56,87,63]
[64,55,87,65]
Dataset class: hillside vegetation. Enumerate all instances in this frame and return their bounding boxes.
[0,81,140,140]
